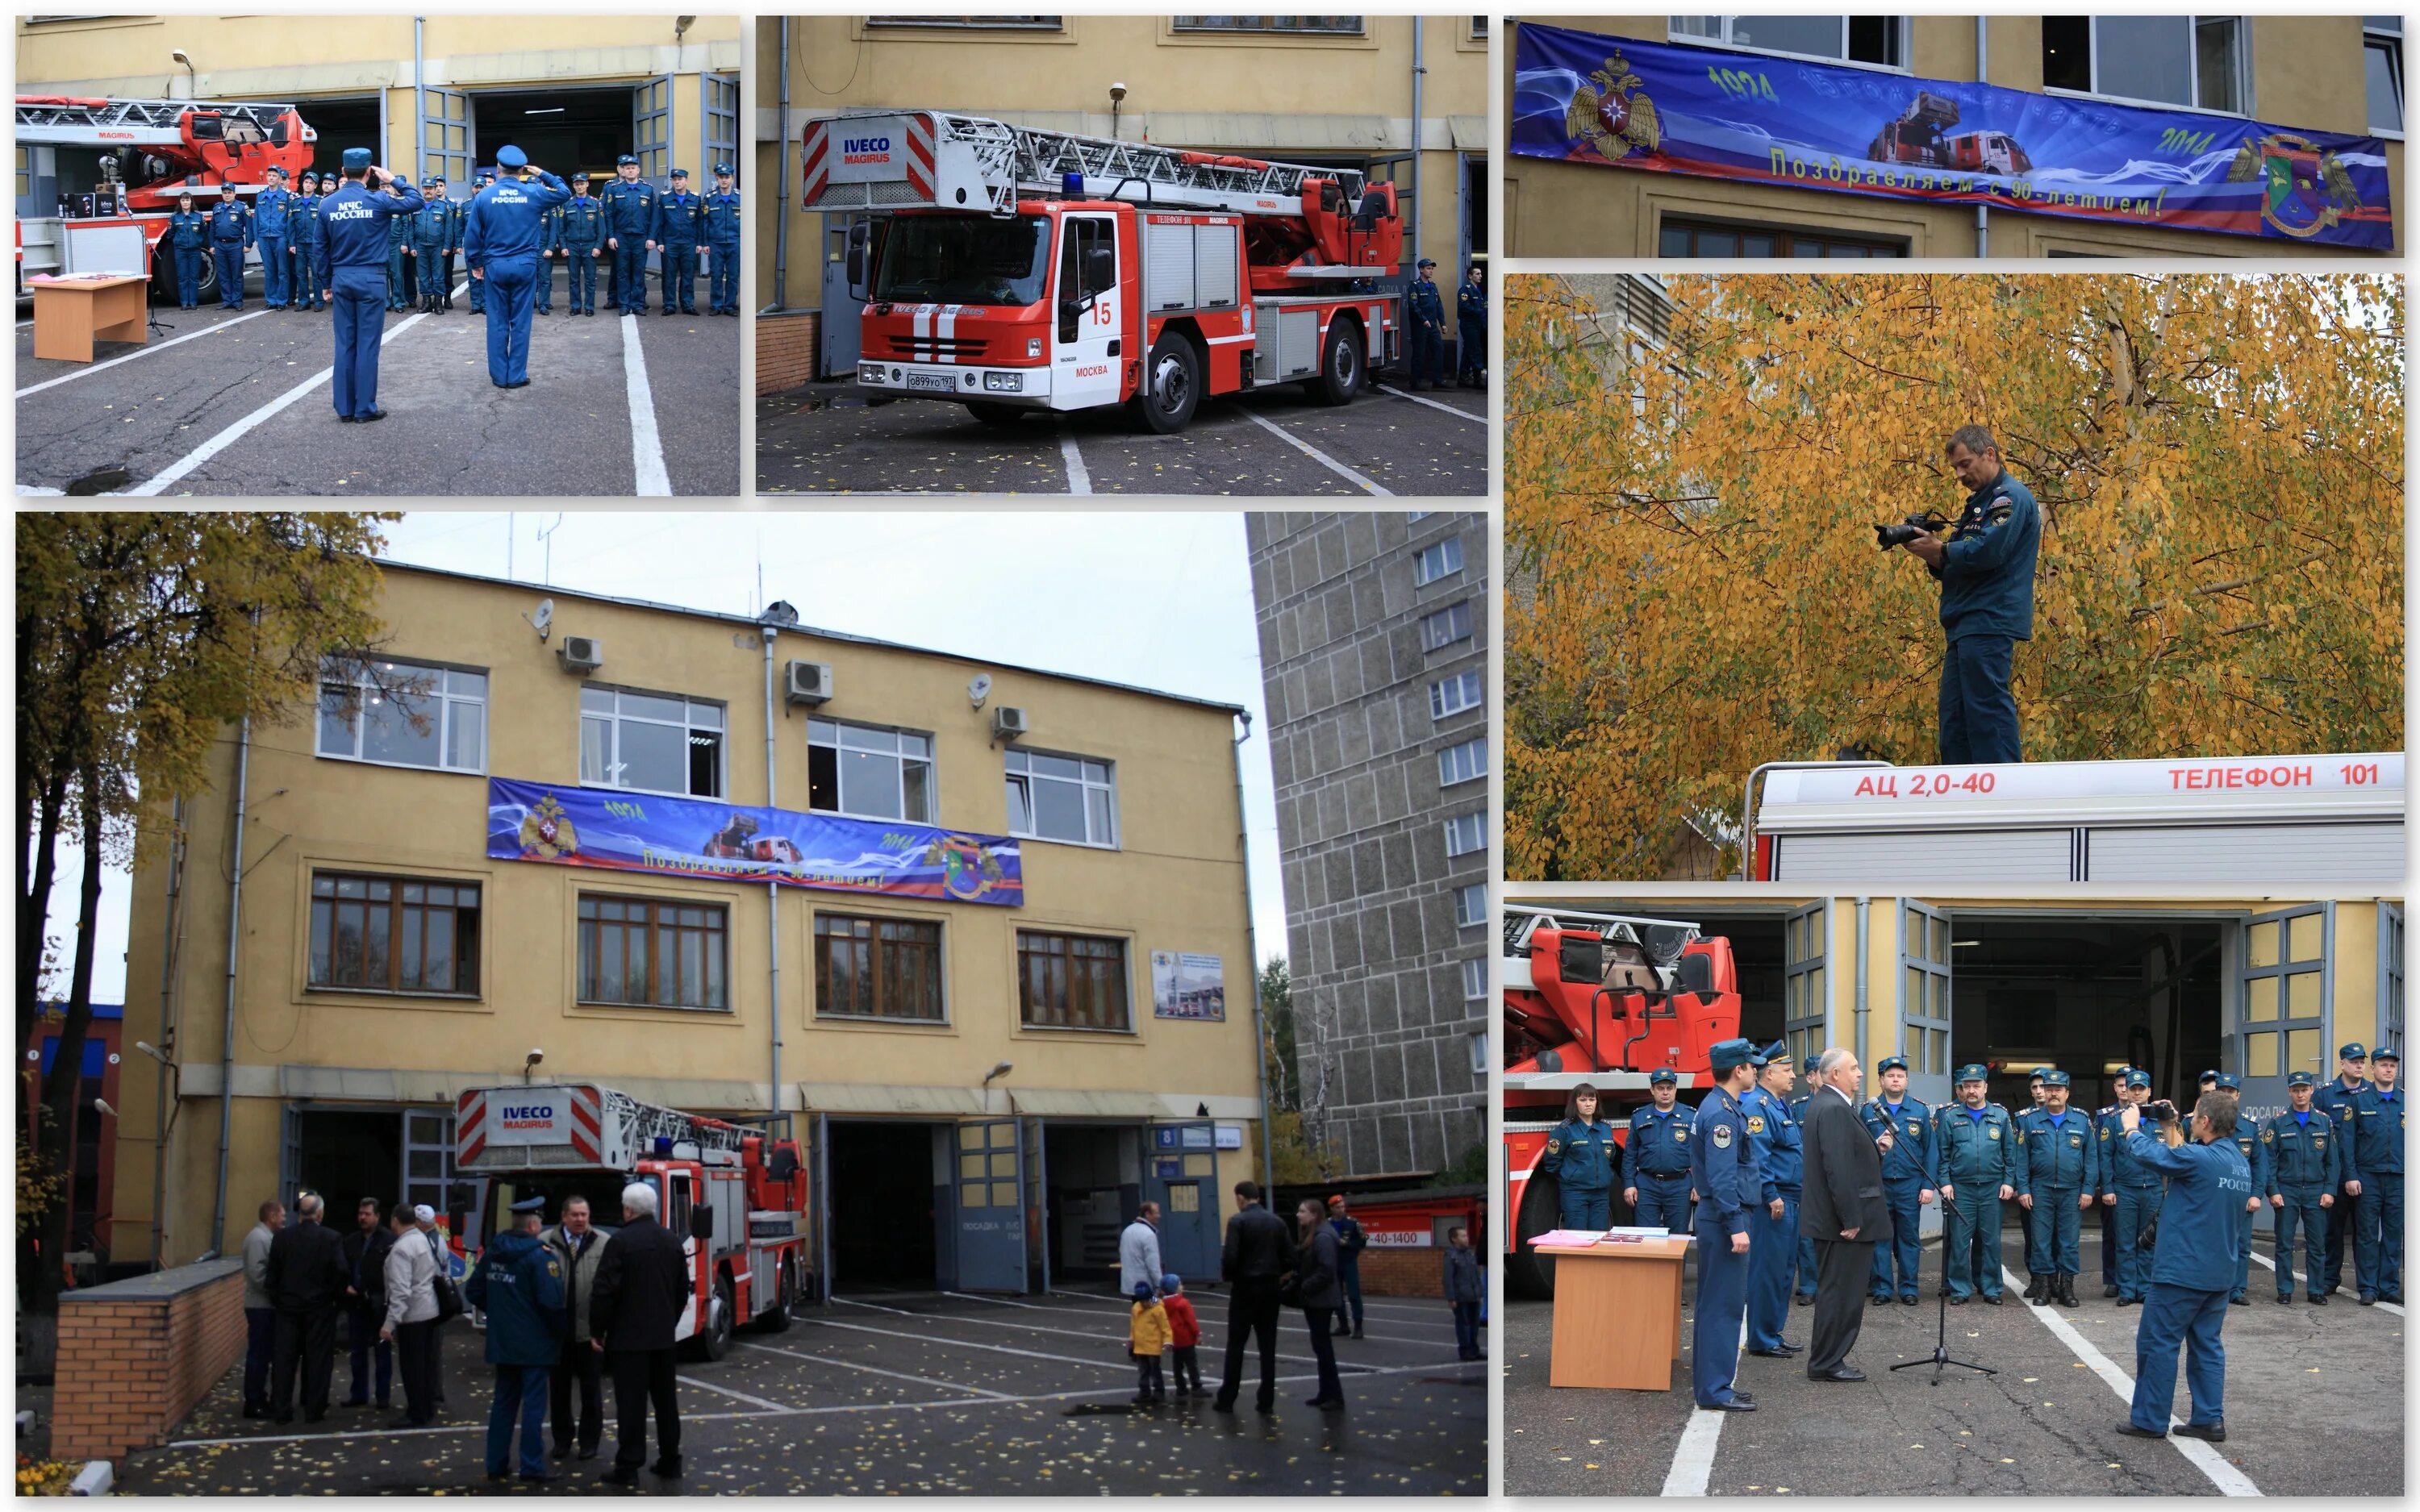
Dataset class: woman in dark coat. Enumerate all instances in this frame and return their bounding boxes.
[1291,1198,1345,1410]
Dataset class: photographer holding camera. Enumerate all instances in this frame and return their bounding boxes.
[2113,1091,2252,1444]
[1886,424,2040,765]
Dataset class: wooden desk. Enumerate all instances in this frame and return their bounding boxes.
[1536,1235,1692,1390]
[32,276,150,364]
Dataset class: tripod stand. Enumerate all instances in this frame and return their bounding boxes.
[1890,1188,1995,1383]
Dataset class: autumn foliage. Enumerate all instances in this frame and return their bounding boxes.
[1504,273,2404,880]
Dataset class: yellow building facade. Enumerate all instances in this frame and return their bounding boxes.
[1504,15,2405,258]
[757,13,1488,386]
[115,564,1264,1298]
[16,15,743,208]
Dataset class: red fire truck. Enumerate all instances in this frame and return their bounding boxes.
[805,110,1403,434]
[15,95,315,303]
[1501,906,1740,1297]
[455,1083,808,1360]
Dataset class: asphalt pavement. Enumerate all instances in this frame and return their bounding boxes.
[15,268,737,498]
[1504,1230,2403,1496]
[757,373,1489,498]
[117,1287,1483,1495]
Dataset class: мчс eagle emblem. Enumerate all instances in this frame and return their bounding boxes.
[1567,51,1663,161]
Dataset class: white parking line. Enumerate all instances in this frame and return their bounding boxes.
[955,1290,1450,1344]
[820,1308,1130,1372]
[16,309,269,398]
[620,313,672,496]
[2248,1245,2404,1314]
[674,1372,791,1412]
[739,1338,1015,1399]
[1374,382,1487,423]
[1659,1310,1746,1495]
[1234,406,1393,496]
[1041,1287,1454,1323]
[842,1293,1376,1371]
[2001,1265,2261,1496]
[1058,431,1092,495]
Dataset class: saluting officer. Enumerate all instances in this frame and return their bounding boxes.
[1538,1082,1617,1231]
[2100,1070,2168,1306]
[1859,1056,1938,1306]
[254,165,295,309]
[311,148,425,423]
[2263,1071,2345,1304]
[600,154,657,316]
[2316,1043,2371,1296]
[1688,1039,1762,1412]
[1623,1068,1695,1235]
[702,163,741,314]
[207,181,252,310]
[557,173,606,315]
[165,190,208,310]
[1895,423,2041,764]
[462,144,572,389]
[1406,256,1445,390]
[654,166,703,315]
[2013,1068,2100,1308]
[2350,1048,2404,1305]
[1934,1064,2015,1305]
[411,177,453,314]
[290,172,323,311]
[1742,1043,1804,1359]
[2208,1073,2264,1305]
[1790,1056,1821,1306]
[382,176,417,311]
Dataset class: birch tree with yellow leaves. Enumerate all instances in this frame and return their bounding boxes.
[1504,273,2403,880]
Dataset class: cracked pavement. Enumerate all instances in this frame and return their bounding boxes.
[15,266,737,497]
[1504,1230,2403,1495]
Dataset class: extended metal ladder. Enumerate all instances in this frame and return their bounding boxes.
[15,96,302,146]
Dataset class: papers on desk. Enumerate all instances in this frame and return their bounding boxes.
[1532,1229,1607,1247]
[1535,1226,1692,1247]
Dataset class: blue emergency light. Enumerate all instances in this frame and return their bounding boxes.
[653,1136,674,1155]
[1062,171,1083,198]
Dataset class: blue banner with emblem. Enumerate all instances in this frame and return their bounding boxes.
[486,777,1023,907]
[1510,23,2393,248]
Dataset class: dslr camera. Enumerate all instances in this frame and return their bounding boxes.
[1874,510,1952,550]
[2144,1099,2180,1123]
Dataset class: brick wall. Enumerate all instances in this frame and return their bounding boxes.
[1359,1244,1455,1298]
[52,1259,245,1463]
[758,310,821,394]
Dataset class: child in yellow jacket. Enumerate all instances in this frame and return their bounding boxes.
[1128,1281,1170,1404]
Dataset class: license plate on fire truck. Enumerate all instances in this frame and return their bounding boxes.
[907,372,953,394]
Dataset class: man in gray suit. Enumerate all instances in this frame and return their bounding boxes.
[1800,1048,1895,1381]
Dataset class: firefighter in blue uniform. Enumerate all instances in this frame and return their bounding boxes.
[2316,1043,2370,1295]
[1688,1039,1761,1411]
[1622,1068,1695,1235]
[654,166,702,314]
[465,169,498,314]
[207,181,252,310]
[703,163,741,314]
[2092,1067,2133,1297]
[532,189,558,316]
[410,177,452,314]
[2015,1068,2051,1296]
[1538,1082,1617,1231]
[1934,1064,2015,1305]
[1454,260,1486,388]
[2351,1048,2404,1305]
[382,176,417,310]
[2113,1093,2247,1444]
[165,190,208,310]
[601,155,657,315]
[2264,1072,2345,1303]
[1406,256,1445,390]
[465,1195,567,1481]
[253,165,294,309]
[557,173,605,315]
[1859,1056,1938,1305]
[289,172,322,311]
[311,149,424,423]
[463,144,572,389]
[1742,1043,1803,1358]
[2098,1070,2167,1306]
[2014,1068,2101,1307]
[1894,423,2040,764]
[2206,1073,2264,1305]
[1789,1056,1820,1305]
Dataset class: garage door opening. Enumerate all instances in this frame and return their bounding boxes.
[828,1120,941,1292]
[1043,1123,1137,1285]
[288,96,380,182]
[466,85,640,184]
[293,1108,404,1218]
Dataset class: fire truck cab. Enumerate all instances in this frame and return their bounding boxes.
[808,110,1402,435]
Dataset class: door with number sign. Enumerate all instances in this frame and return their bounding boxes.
[1145,1123,1218,1280]
[1054,212,1123,410]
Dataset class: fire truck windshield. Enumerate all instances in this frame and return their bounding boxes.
[479,1173,641,1243]
[874,215,1049,306]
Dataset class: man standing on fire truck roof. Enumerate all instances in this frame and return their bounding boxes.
[1895,423,2040,766]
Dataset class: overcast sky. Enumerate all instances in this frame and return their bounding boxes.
[48,510,1288,1006]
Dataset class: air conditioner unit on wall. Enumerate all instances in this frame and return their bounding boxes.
[785,660,834,706]
[557,636,603,673]
[991,706,1028,740]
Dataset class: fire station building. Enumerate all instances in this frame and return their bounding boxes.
[755,14,1489,391]
[112,564,1265,1301]
[1503,15,2405,258]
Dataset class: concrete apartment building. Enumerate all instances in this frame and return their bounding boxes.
[1249,512,1491,1179]
[755,13,1490,389]
[112,563,1264,1299]
[1504,15,2404,258]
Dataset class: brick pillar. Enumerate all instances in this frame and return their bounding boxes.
[757,310,823,393]
[52,1258,246,1463]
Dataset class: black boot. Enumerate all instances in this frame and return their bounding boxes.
[2056,1275,2080,1308]
[2022,1272,2043,1303]
[2027,1273,2049,1305]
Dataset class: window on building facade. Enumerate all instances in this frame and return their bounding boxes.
[1005,749,1117,846]
[1172,15,1364,34]
[1016,929,1130,1031]
[1471,15,1488,39]
[2041,15,2245,113]
[1670,15,1907,69]
[865,14,1062,26]
[1453,882,1487,927]
[813,913,945,1022]
[1412,536,1464,585]
[317,659,486,773]
[1462,957,1487,1001]
[2369,17,2405,134]
[1437,737,1487,789]
[577,895,728,1011]
[1421,601,1474,652]
[1444,811,1487,857]
[808,719,935,823]
[1468,1030,1489,1073]
[579,686,724,798]
[1429,669,1483,719]
[1659,218,1909,258]
[309,873,481,995]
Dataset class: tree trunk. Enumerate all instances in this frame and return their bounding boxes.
[18,771,66,1052]
[24,773,106,1358]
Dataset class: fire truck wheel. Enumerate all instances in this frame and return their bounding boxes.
[753,1260,794,1334]
[696,1275,736,1362]
[1309,318,1365,406]
[964,401,1025,427]
[1506,1167,1563,1302]
[1132,333,1201,435]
